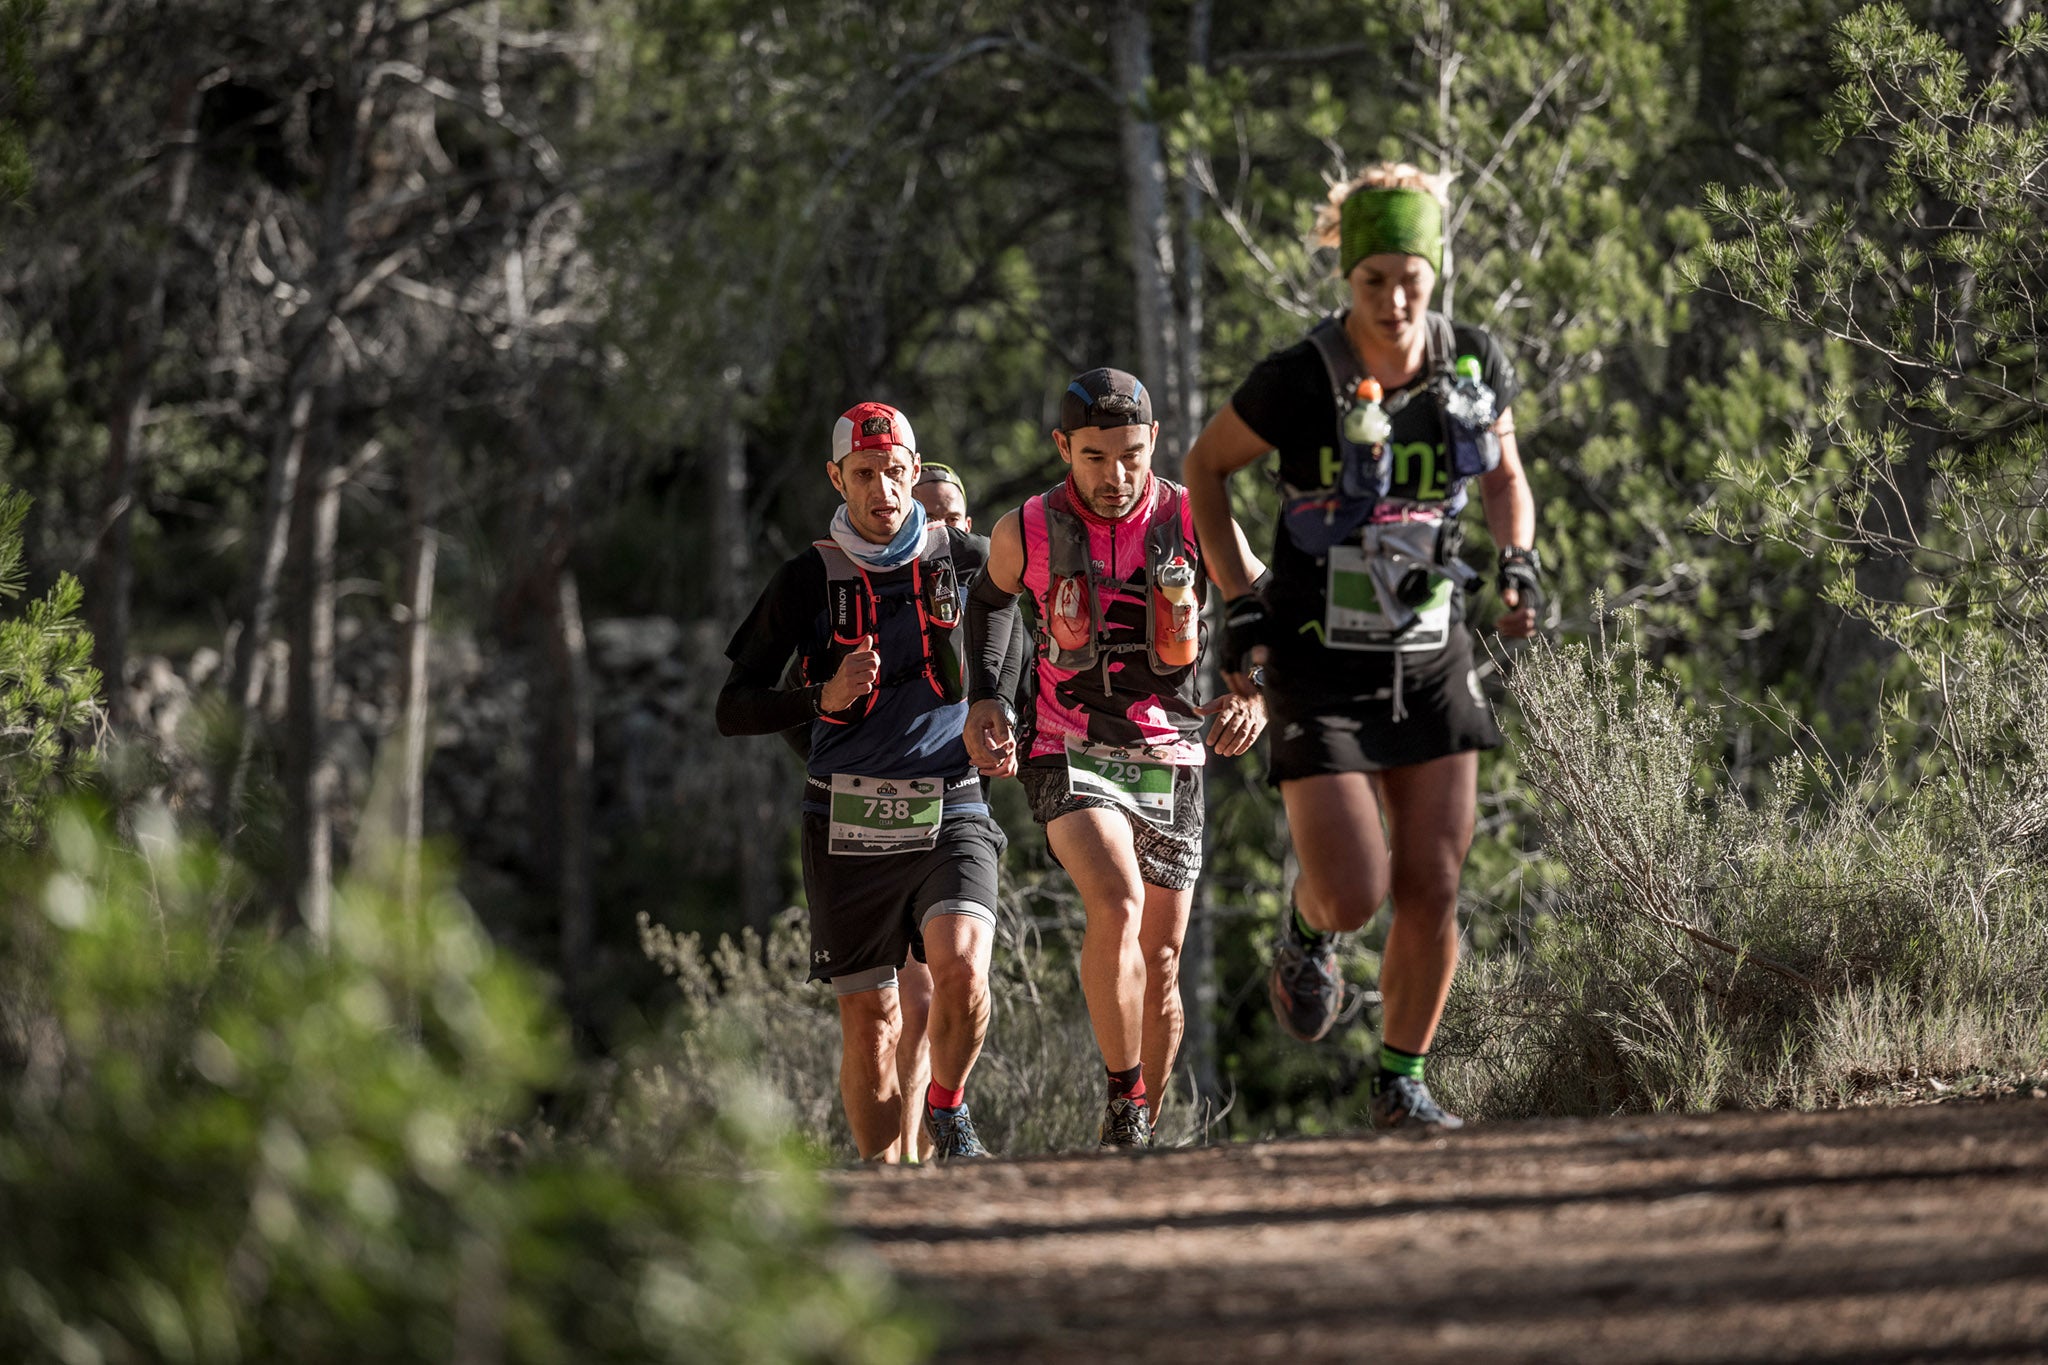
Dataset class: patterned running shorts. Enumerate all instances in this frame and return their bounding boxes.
[1018,759,1204,891]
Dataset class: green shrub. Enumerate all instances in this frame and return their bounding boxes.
[0,484,101,844]
[0,803,925,1364]
[1434,615,2048,1117]
[639,895,1201,1158]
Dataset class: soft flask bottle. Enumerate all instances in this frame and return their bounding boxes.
[1153,556,1199,668]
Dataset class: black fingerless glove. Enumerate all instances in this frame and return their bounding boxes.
[1497,546,1545,614]
[1221,593,1271,674]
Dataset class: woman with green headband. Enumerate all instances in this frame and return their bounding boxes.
[1183,162,1541,1132]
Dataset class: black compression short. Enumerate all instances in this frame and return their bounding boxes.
[1265,628,1502,781]
[798,811,1005,985]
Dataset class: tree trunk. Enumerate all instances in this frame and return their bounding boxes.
[716,377,776,936]
[285,410,343,945]
[1113,0,1185,461]
[1174,0,1221,1121]
[543,557,596,1016]
[92,72,207,722]
[393,443,439,928]
[1174,0,1211,457]
[215,377,315,831]
[215,5,375,838]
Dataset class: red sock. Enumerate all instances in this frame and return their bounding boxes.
[1107,1063,1145,1103]
[926,1081,965,1110]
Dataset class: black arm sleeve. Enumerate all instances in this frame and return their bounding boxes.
[965,567,1022,707]
[716,660,818,737]
[715,555,823,738]
[997,600,1027,706]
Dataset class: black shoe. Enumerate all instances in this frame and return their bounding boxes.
[1268,909,1343,1042]
[1098,1095,1152,1150]
[1370,1075,1464,1131]
[924,1100,992,1160]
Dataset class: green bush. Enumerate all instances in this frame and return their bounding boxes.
[638,896,1203,1159]
[0,803,926,1364]
[0,484,100,844]
[1434,615,2048,1117]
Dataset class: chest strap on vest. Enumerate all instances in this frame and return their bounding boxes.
[1037,479,1200,693]
[809,527,963,724]
[1299,311,1456,503]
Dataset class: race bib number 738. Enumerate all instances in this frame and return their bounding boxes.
[827,774,944,856]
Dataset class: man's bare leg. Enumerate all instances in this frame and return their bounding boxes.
[1047,809,1147,1071]
[895,959,935,1160]
[921,909,994,1097]
[1137,881,1193,1125]
[835,986,904,1161]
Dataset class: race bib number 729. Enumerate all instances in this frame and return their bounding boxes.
[1065,742,1176,828]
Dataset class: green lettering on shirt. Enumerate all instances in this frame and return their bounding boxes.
[1318,445,1340,488]
[1393,441,1434,494]
[1416,443,1450,500]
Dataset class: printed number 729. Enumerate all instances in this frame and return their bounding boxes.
[1100,761,1145,785]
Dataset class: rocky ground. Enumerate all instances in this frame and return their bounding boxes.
[836,1096,2048,1363]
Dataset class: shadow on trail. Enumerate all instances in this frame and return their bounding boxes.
[855,1156,2040,1245]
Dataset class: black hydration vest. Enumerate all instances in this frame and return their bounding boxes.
[1282,310,1501,555]
[803,525,964,724]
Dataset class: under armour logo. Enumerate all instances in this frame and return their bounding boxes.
[813,949,831,964]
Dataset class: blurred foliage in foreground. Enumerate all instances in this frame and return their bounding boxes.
[0,803,927,1364]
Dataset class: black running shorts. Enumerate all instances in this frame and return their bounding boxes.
[799,809,1005,988]
[1018,758,1204,891]
[1265,628,1503,781]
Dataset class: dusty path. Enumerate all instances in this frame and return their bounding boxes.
[834,1099,2048,1363]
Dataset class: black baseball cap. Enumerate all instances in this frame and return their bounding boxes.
[1057,368,1153,433]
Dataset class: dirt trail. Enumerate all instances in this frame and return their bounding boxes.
[834,1099,2048,1363]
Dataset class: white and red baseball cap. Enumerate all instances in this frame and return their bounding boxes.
[831,401,918,463]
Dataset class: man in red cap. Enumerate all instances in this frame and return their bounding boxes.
[718,402,1009,1162]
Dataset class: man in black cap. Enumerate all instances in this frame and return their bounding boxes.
[961,368,1266,1150]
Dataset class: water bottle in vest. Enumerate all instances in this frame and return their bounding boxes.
[1153,555,1198,668]
[1050,573,1092,654]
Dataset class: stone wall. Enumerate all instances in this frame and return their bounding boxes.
[116,615,801,935]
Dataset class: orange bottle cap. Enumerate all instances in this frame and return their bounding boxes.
[1356,377,1383,403]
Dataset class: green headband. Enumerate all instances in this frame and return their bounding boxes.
[1338,187,1443,277]
[916,462,963,492]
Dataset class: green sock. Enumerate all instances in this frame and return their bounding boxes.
[1378,1043,1427,1084]
[1293,907,1327,943]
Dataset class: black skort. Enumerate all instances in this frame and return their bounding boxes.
[1265,627,1503,781]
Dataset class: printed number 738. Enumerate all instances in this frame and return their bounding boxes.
[863,798,912,820]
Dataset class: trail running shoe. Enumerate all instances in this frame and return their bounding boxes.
[1268,908,1343,1042]
[1369,1074,1464,1131]
[924,1101,992,1161]
[1098,1095,1152,1150]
